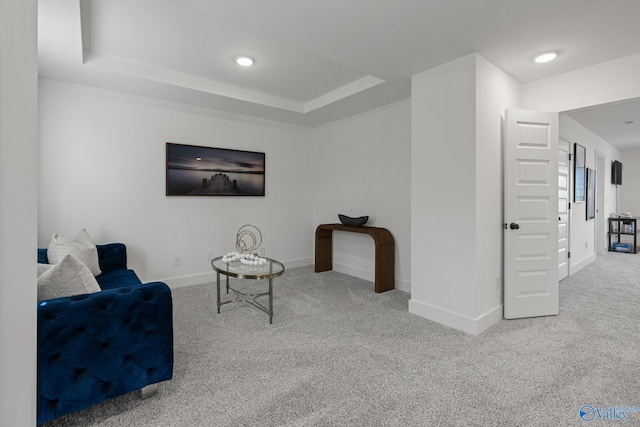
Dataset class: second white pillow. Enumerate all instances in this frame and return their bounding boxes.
[47,229,102,276]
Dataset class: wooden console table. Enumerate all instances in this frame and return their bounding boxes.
[314,224,395,293]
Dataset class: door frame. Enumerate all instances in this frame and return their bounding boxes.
[595,150,606,254]
[559,136,572,279]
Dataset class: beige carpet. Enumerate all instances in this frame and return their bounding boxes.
[43,252,640,426]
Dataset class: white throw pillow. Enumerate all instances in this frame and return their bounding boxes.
[37,263,54,277]
[48,229,102,276]
[37,254,101,301]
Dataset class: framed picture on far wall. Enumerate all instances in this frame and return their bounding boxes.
[166,142,265,196]
[586,168,596,220]
[574,143,586,202]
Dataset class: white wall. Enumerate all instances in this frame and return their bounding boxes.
[38,80,314,287]
[411,55,478,327]
[523,53,640,113]
[34,47,640,350]
[523,52,640,272]
[409,54,521,335]
[0,1,38,426]
[475,55,522,317]
[559,115,621,271]
[311,100,411,292]
[620,150,640,215]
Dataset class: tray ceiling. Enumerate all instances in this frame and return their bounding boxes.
[39,0,640,128]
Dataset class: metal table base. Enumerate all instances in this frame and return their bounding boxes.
[211,256,284,324]
[216,273,274,324]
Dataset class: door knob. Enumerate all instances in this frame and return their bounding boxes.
[510,223,520,230]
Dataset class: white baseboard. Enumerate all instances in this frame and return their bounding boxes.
[333,262,411,293]
[161,272,216,289]
[332,262,374,281]
[283,257,313,269]
[395,278,411,294]
[408,299,502,336]
[159,257,314,290]
[570,253,596,275]
[157,258,412,295]
[476,305,503,334]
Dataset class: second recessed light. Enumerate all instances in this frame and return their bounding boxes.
[534,52,558,63]
[235,55,254,67]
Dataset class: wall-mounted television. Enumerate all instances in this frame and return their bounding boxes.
[612,160,622,185]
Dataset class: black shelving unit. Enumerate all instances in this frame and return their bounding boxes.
[608,217,638,254]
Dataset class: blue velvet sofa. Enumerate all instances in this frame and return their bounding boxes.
[37,243,173,425]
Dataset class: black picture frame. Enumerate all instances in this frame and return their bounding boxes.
[586,168,596,220]
[166,142,265,196]
[574,143,586,202]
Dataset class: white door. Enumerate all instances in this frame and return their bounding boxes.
[558,138,570,280]
[504,109,559,319]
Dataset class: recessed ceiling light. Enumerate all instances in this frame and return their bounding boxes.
[534,52,558,63]
[196,157,202,161]
[234,55,254,67]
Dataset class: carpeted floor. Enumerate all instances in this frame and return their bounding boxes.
[43,252,640,426]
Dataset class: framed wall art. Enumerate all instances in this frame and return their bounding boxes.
[573,143,585,202]
[166,142,265,196]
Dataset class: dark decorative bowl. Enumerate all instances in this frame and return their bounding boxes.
[338,214,369,227]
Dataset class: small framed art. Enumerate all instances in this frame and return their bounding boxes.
[574,143,585,202]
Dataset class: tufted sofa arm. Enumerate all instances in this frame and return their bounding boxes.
[37,281,173,424]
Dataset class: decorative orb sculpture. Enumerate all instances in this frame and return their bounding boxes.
[221,251,267,265]
[235,224,262,253]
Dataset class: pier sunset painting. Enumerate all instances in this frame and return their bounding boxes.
[166,143,265,196]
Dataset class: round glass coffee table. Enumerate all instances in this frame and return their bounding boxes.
[211,256,285,324]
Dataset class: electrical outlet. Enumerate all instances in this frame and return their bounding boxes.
[173,255,181,266]
[495,275,501,291]
[585,241,588,249]
[206,250,213,261]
